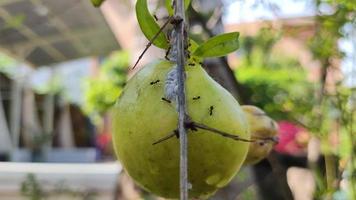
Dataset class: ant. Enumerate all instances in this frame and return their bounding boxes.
[209,106,214,116]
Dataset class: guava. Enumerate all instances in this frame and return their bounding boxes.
[112,60,250,199]
[241,105,278,165]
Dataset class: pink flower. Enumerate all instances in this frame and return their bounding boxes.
[274,121,307,156]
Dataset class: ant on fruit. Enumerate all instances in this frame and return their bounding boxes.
[192,96,200,100]
[153,14,158,21]
[161,97,171,103]
[150,80,160,85]
[209,106,214,116]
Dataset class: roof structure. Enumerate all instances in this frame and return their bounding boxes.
[0,0,119,67]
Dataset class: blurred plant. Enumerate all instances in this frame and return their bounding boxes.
[21,173,98,200]
[31,71,62,96]
[31,132,53,162]
[307,0,355,198]
[242,27,282,66]
[0,53,15,75]
[236,28,315,125]
[236,64,315,124]
[4,14,25,29]
[82,51,129,123]
[21,174,45,200]
[235,5,356,196]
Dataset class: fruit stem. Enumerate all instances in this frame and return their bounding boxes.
[173,0,189,199]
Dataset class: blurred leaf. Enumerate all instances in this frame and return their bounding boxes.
[235,55,315,123]
[188,39,199,53]
[165,0,174,15]
[165,0,192,16]
[82,51,129,122]
[21,174,44,199]
[192,32,239,58]
[5,14,25,29]
[91,0,105,7]
[136,0,168,49]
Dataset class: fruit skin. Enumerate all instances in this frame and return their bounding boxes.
[112,60,250,199]
[242,105,278,165]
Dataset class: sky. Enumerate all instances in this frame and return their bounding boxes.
[223,0,315,24]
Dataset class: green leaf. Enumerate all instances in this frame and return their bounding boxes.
[136,0,169,49]
[189,39,199,52]
[165,0,192,16]
[165,0,174,15]
[193,32,240,58]
[187,39,203,63]
[185,0,192,10]
[91,0,105,7]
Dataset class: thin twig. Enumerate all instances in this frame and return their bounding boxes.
[191,122,278,144]
[173,0,188,199]
[192,122,254,142]
[152,130,178,145]
[131,16,173,70]
[152,120,279,145]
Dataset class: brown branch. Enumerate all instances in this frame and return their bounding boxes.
[131,16,173,70]
[152,121,279,145]
[152,130,178,145]
[191,122,254,142]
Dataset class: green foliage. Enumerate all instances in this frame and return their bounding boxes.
[33,74,62,95]
[165,0,191,16]
[193,32,240,58]
[235,28,315,126]
[308,0,353,62]
[136,0,169,49]
[136,0,239,57]
[21,173,97,199]
[0,53,15,74]
[241,27,281,66]
[236,60,315,123]
[307,1,356,196]
[236,3,356,197]
[4,14,25,29]
[82,51,129,122]
[91,0,106,7]
[21,174,44,200]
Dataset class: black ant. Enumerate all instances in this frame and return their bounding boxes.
[161,97,171,103]
[153,14,158,21]
[150,80,160,85]
[209,106,214,116]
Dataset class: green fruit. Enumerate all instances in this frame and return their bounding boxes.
[112,60,250,199]
[242,105,278,165]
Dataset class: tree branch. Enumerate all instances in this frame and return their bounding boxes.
[131,16,173,70]
[173,0,189,199]
[152,120,279,145]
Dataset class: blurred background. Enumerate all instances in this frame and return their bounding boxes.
[0,0,355,199]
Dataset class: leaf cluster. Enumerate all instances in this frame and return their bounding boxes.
[135,0,240,61]
[236,28,317,128]
[309,0,355,62]
[82,51,129,121]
